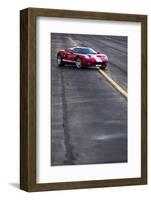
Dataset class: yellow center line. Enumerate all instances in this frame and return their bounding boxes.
[98,69,128,98]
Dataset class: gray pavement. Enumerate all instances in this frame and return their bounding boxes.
[51,33,127,166]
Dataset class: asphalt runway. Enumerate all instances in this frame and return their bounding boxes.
[51,33,127,166]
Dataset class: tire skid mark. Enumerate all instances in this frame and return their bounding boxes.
[60,68,75,165]
[68,36,79,47]
[109,61,127,75]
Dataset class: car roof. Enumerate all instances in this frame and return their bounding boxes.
[72,47,90,49]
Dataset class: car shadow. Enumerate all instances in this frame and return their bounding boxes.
[59,64,99,71]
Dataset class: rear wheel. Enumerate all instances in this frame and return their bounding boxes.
[75,57,82,69]
[57,55,64,66]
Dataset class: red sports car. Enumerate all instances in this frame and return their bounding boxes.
[57,47,108,69]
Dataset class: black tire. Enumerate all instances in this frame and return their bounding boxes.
[75,57,82,69]
[100,64,107,70]
[57,55,64,66]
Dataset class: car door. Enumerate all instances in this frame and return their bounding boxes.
[66,50,75,62]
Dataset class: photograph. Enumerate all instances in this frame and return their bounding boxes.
[51,33,128,166]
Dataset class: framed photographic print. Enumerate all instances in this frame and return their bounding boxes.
[20,8,147,191]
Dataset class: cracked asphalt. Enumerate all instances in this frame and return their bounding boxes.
[51,33,127,166]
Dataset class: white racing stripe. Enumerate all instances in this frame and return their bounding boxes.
[94,55,102,62]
